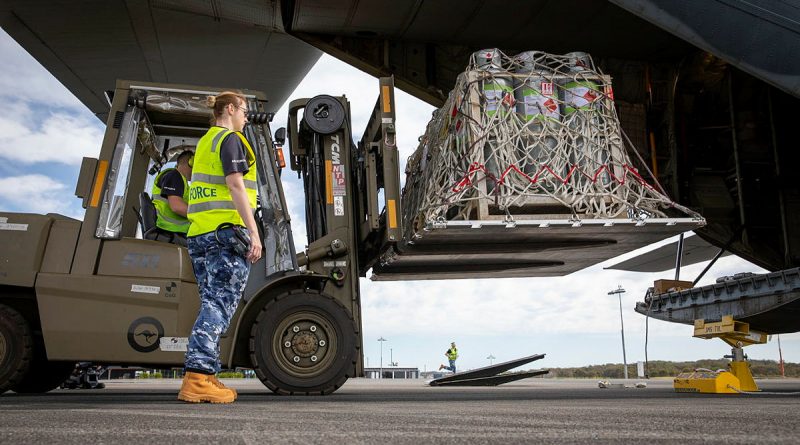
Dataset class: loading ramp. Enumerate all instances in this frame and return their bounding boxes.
[429,354,548,387]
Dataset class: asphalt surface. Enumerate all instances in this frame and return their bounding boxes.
[1,378,799,444]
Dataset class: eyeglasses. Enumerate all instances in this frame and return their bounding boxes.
[232,104,249,114]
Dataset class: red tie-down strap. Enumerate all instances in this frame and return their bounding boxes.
[451,163,656,193]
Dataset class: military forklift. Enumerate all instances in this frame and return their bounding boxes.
[0,78,401,395]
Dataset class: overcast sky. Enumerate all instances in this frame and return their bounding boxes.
[0,28,796,374]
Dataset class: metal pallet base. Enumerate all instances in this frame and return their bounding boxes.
[373,218,703,280]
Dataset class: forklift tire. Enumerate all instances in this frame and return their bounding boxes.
[11,359,74,394]
[249,289,358,395]
[0,304,33,395]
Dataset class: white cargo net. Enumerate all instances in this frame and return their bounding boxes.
[402,49,700,234]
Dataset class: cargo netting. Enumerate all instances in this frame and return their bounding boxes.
[401,49,700,237]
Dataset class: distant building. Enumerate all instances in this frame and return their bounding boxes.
[364,367,420,379]
[419,371,450,380]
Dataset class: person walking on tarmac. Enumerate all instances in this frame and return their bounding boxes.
[151,150,193,244]
[439,342,458,373]
[178,91,263,404]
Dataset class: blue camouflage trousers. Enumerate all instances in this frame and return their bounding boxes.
[185,228,251,374]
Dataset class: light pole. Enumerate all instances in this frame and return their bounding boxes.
[390,348,393,367]
[378,337,387,379]
[608,285,628,380]
[487,354,495,365]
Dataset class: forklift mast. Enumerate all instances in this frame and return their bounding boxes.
[286,77,403,376]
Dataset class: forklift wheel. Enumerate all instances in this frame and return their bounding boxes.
[249,290,358,395]
[0,304,33,395]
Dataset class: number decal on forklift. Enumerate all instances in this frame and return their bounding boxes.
[131,284,160,294]
[122,253,161,269]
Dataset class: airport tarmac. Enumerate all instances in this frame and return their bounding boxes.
[1,377,799,444]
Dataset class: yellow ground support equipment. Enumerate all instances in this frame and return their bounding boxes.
[674,369,740,394]
[673,316,767,394]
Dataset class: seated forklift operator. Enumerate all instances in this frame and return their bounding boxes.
[151,150,193,243]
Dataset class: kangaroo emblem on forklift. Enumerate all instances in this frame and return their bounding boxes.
[127,317,164,353]
[136,330,158,344]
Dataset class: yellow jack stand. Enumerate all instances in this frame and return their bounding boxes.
[673,316,767,394]
[726,347,759,392]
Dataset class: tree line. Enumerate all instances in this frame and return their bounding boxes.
[538,360,799,379]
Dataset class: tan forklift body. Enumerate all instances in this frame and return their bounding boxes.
[1,79,401,395]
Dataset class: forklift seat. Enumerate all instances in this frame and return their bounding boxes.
[139,192,158,240]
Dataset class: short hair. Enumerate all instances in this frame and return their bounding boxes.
[176,150,193,166]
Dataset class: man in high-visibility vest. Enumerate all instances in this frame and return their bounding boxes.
[177,91,262,404]
[150,150,193,243]
[439,342,458,373]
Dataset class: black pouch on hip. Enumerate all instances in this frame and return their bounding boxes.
[215,222,251,256]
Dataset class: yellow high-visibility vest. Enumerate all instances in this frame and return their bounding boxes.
[187,126,257,237]
[151,168,190,233]
[447,347,458,360]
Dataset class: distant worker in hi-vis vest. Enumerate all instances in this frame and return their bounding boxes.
[439,342,458,373]
[150,150,193,243]
[178,91,263,404]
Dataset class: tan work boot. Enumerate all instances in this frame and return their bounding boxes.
[209,375,237,399]
[178,371,235,403]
